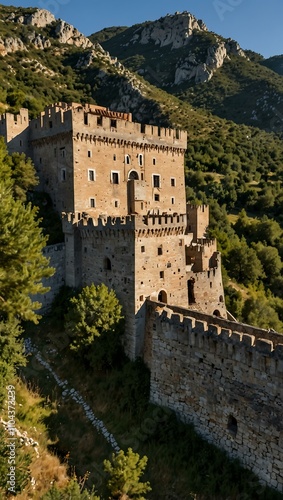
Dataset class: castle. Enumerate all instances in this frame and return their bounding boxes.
[1,103,282,492]
[0,102,225,357]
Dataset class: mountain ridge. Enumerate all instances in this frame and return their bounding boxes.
[90,11,283,132]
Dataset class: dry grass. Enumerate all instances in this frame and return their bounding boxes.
[16,451,69,499]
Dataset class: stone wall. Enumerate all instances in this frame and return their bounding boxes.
[145,301,283,492]
[31,243,65,313]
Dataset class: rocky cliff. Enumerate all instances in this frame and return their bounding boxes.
[131,11,207,49]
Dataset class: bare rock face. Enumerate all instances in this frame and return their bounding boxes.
[174,40,246,85]
[174,42,227,85]
[27,32,51,50]
[24,9,56,27]
[7,9,55,27]
[55,20,93,49]
[0,36,26,56]
[132,12,207,49]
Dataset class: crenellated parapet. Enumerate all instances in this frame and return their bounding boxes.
[62,212,187,239]
[154,306,283,363]
[146,300,283,491]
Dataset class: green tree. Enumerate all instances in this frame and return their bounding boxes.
[256,216,282,246]
[0,182,53,322]
[0,146,53,404]
[224,238,264,286]
[65,283,123,353]
[242,291,283,331]
[0,138,38,201]
[9,152,38,201]
[253,242,283,286]
[104,448,151,500]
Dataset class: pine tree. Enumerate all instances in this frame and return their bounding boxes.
[104,448,151,500]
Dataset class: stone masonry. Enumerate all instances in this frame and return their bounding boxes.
[145,301,283,492]
[2,103,282,492]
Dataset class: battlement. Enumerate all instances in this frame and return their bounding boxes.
[188,239,217,253]
[149,300,283,347]
[25,102,187,148]
[62,212,187,235]
[0,108,29,125]
[146,300,283,492]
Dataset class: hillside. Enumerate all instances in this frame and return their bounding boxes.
[90,12,283,132]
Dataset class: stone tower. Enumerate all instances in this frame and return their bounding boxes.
[0,102,226,358]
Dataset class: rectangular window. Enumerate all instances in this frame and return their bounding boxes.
[154,194,160,202]
[88,150,92,158]
[88,169,96,181]
[153,174,160,188]
[141,246,145,253]
[158,247,163,256]
[160,271,164,279]
[60,147,65,158]
[110,119,117,128]
[171,197,175,205]
[171,178,176,187]
[61,168,66,181]
[111,171,119,184]
[84,114,88,125]
[153,158,156,166]
[114,200,119,208]
[97,116,103,126]
[90,198,95,208]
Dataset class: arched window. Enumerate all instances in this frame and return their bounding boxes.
[104,257,112,271]
[128,170,139,180]
[219,295,224,303]
[158,290,167,303]
[125,154,131,165]
[213,309,221,317]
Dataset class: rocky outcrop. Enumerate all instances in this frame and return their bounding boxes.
[7,9,55,27]
[174,40,246,85]
[0,36,26,56]
[225,38,246,58]
[131,12,207,49]
[55,20,93,49]
[75,44,111,68]
[27,32,51,50]
[24,9,55,27]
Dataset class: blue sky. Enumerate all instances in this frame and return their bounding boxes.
[1,0,282,58]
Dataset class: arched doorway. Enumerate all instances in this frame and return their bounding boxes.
[158,290,167,303]
[128,170,139,180]
[213,309,221,317]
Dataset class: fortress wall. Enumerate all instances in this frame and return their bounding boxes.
[72,105,187,148]
[32,132,74,212]
[78,220,137,358]
[146,303,283,491]
[31,243,65,313]
[147,300,283,346]
[187,257,226,317]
